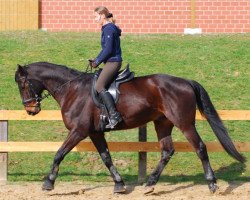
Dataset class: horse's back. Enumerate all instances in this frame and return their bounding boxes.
[118,73,197,127]
[122,73,193,95]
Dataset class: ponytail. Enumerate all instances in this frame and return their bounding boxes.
[94,6,116,24]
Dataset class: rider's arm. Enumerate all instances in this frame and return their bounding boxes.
[94,28,114,66]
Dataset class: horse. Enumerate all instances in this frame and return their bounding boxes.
[15,62,245,194]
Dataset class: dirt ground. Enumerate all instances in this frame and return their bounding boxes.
[0,181,249,200]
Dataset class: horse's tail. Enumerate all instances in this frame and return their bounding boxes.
[188,80,246,163]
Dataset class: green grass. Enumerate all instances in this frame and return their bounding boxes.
[0,31,249,184]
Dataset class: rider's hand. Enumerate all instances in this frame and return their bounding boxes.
[88,59,98,68]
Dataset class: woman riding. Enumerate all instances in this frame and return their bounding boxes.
[89,6,122,128]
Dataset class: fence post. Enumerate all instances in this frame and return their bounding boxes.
[0,121,8,182]
[138,124,147,184]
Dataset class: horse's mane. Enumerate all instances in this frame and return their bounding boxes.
[27,62,84,77]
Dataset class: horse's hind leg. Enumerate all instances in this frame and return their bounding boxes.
[90,133,126,194]
[182,125,218,193]
[145,117,175,194]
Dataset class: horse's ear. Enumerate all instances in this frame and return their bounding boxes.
[17,64,27,76]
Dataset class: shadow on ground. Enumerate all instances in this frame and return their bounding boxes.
[8,162,249,195]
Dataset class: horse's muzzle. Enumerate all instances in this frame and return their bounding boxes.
[25,106,41,115]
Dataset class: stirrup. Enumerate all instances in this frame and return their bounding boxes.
[106,112,122,129]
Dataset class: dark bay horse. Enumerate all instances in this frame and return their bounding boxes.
[15,62,245,194]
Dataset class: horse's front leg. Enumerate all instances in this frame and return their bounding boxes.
[90,133,126,194]
[42,130,86,191]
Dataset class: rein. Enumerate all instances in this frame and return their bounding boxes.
[50,63,95,95]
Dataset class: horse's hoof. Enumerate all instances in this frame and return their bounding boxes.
[113,183,126,194]
[208,182,218,193]
[144,186,154,194]
[42,179,54,191]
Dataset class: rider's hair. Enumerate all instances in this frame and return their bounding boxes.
[94,6,116,24]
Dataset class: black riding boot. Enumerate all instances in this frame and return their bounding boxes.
[99,90,122,128]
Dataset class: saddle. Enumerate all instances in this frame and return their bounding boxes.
[91,64,134,131]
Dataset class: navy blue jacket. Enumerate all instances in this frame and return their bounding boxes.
[95,23,122,66]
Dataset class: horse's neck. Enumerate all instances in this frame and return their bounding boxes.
[37,67,82,103]
[28,63,91,106]
[45,76,73,94]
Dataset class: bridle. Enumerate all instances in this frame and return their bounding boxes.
[18,63,95,107]
[18,76,50,107]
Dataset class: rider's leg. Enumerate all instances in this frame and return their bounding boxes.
[98,90,122,128]
[95,62,122,128]
[95,62,122,93]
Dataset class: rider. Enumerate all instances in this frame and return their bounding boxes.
[89,6,122,128]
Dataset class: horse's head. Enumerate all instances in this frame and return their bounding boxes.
[15,65,44,115]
